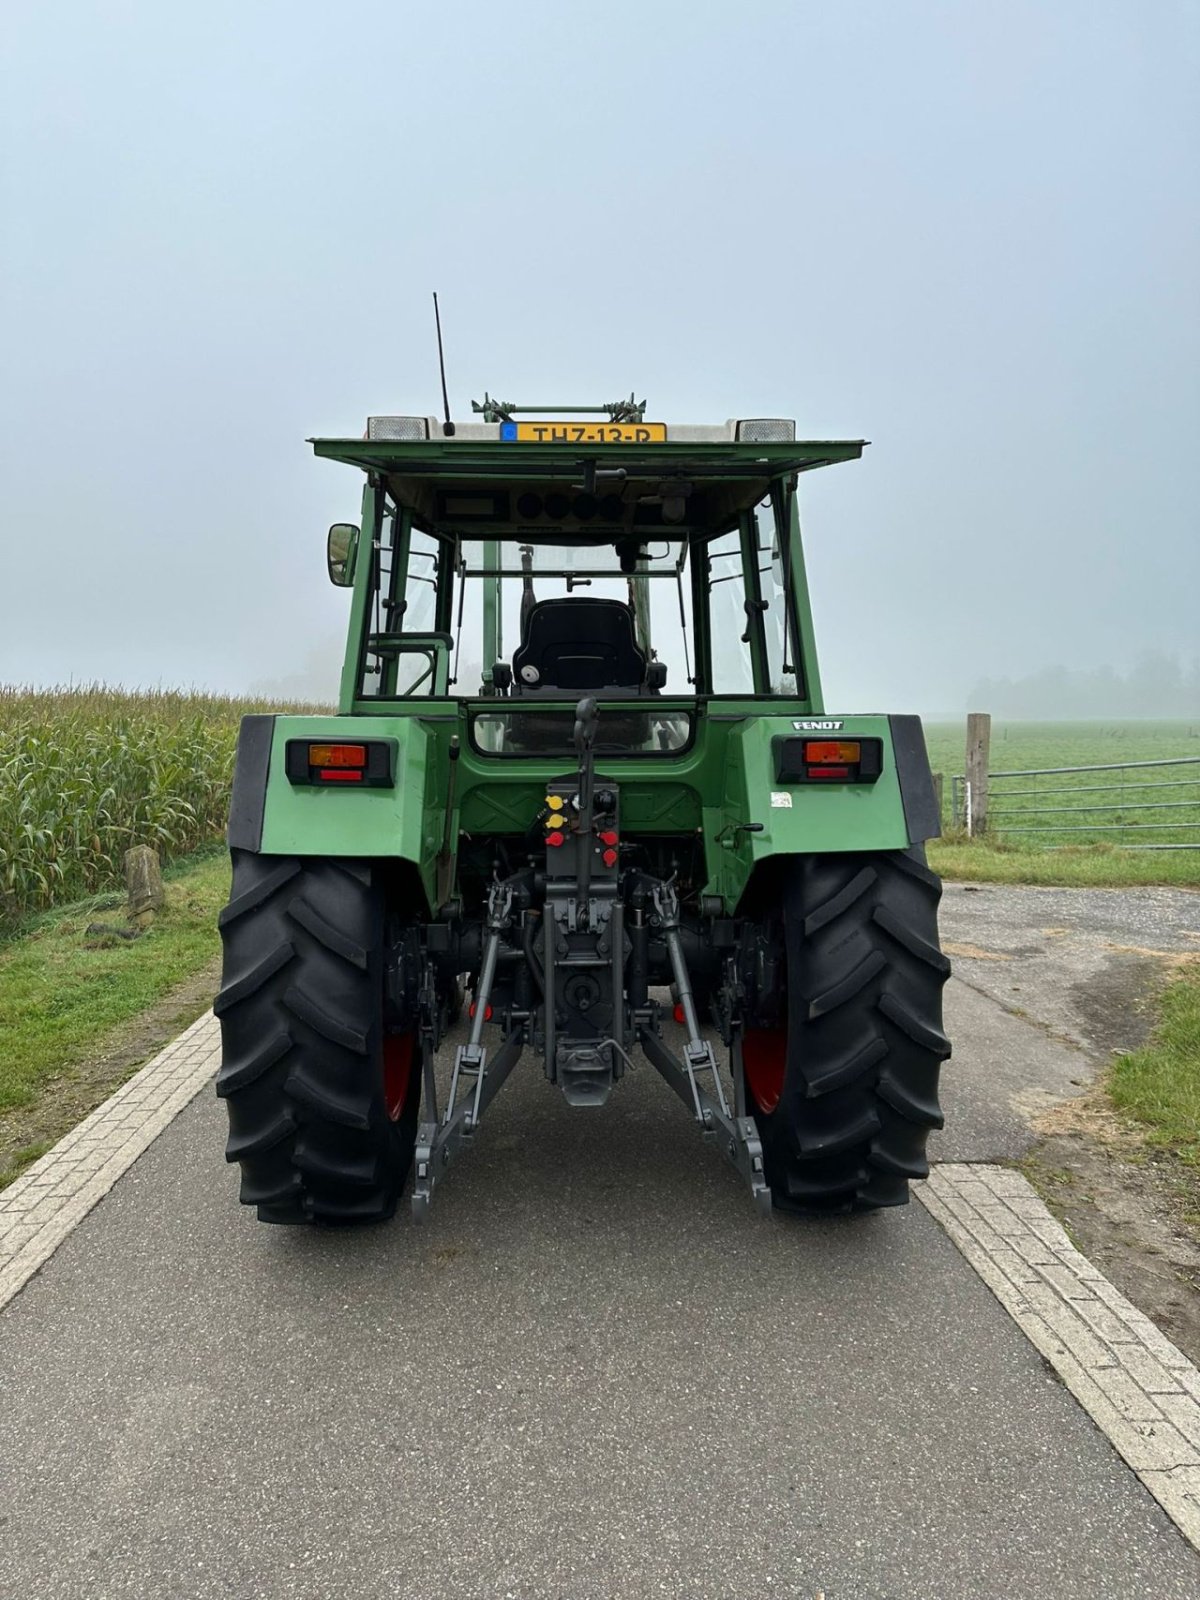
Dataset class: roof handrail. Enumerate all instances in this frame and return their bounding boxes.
[471,392,646,423]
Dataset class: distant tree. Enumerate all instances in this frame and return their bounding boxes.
[967,654,1200,719]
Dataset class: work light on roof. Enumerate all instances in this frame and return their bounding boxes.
[736,419,796,443]
[366,415,430,441]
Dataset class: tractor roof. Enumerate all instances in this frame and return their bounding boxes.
[310,415,866,535]
[312,420,864,473]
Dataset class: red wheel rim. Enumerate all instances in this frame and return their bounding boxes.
[382,1033,415,1121]
[742,1027,787,1115]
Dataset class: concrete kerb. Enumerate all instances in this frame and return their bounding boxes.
[918,1162,1200,1551]
[0,1010,220,1312]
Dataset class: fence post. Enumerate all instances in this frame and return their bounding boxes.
[932,771,944,825]
[966,712,991,837]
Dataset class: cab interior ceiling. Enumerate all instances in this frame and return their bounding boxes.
[384,470,788,539]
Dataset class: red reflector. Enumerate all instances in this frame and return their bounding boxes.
[809,765,851,781]
[673,1003,686,1024]
[598,830,618,847]
[310,743,368,768]
[468,1002,493,1021]
[602,848,618,868]
[803,740,861,764]
[318,769,364,783]
[546,831,565,847]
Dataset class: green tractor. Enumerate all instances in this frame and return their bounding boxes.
[216,398,950,1225]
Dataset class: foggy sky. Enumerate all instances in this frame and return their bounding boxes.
[3,1,1197,714]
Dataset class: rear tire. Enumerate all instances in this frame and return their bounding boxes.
[215,851,421,1225]
[744,848,950,1214]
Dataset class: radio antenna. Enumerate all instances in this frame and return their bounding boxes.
[432,292,455,436]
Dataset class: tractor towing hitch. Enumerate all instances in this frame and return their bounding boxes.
[410,696,770,1220]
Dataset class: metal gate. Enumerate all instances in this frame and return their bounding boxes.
[951,757,1200,849]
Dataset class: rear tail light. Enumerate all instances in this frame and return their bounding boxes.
[285,738,397,787]
[772,735,883,785]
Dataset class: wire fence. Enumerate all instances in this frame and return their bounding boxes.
[951,757,1200,850]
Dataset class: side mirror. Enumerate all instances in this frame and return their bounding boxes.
[327,523,359,587]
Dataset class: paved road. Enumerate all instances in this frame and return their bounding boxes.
[2,885,1198,1599]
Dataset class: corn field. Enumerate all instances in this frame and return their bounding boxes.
[0,686,315,923]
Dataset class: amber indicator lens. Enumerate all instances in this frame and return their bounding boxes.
[309,744,368,768]
[284,738,397,789]
[803,740,862,764]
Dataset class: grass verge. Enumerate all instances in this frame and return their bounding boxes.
[0,848,229,1187]
[928,835,1200,888]
[1108,962,1200,1170]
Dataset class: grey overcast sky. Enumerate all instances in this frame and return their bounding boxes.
[2,0,1197,712]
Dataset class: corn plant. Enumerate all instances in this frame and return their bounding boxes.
[0,685,320,923]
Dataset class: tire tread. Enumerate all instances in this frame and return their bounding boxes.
[216,850,420,1228]
[746,848,950,1215]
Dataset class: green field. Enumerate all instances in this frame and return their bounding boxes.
[923,721,1200,877]
[0,685,318,924]
[924,719,1200,780]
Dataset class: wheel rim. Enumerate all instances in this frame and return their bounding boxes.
[382,1033,415,1121]
[742,1027,787,1115]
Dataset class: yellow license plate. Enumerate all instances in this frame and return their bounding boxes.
[502,421,667,444]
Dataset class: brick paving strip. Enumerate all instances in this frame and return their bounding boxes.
[0,1010,220,1312]
[1,1016,1198,1553]
[919,1163,1200,1550]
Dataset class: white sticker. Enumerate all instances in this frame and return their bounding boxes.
[770,791,793,809]
[793,719,844,730]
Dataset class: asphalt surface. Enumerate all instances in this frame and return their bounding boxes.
[3,885,1199,1599]
[939,880,1200,1059]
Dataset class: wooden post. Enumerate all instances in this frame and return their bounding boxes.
[125,845,164,928]
[965,712,991,837]
[932,771,944,825]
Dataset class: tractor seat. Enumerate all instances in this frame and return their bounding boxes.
[511,598,659,694]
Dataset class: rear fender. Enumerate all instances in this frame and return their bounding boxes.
[707,713,939,911]
[229,713,443,910]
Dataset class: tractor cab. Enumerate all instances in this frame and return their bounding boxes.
[313,400,866,741]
